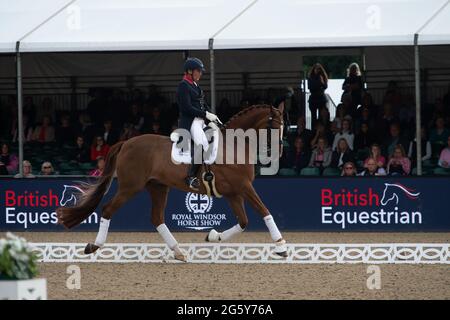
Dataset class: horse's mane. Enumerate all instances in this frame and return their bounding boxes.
[224,104,280,128]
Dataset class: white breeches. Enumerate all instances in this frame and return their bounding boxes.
[190,117,209,151]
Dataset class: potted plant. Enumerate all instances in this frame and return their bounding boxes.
[0,232,47,300]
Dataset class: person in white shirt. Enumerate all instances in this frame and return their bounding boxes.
[332,119,354,151]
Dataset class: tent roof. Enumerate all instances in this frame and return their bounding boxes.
[418,0,450,45]
[213,0,450,49]
[1,0,449,53]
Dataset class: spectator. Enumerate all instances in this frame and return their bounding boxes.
[354,106,376,134]
[89,157,105,176]
[318,107,332,132]
[14,160,36,178]
[99,119,119,146]
[32,115,55,143]
[150,122,163,135]
[23,96,36,126]
[438,136,450,168]
[342,62,363,116]
[308,137,332,170]
[36,97,55,124]
[331,104,351,134]
[128,104,145,132]
[383,122,408,158]
[72,136,91,163]
[376,102,399,142]
[282,136,310,173]
[11,113,33,143]
[288,116,312,151]
[341,161,357,176]
[387,145,411,176]
[331,138,355,169]
[120,122,140,141]
[359,157,387,176]
[358,92,377,119]
[310,121,333,150]
[76,112,97,144]
[364,144,386,169]
[429,116,449,156]
[408,126,432,166]
[90,136,110,161]
[0,142,18,175]
[332,119,354,151]
[307,63,328,126]
[40,161,56,176]
[383,80,402,110]
[354,122,375,151]
[55,114,76,147]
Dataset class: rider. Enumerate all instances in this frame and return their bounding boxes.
[176,57,221,190]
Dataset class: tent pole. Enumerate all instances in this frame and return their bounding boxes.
[15,41,24,176]
[209,38,216,113]
[414,34,422,176]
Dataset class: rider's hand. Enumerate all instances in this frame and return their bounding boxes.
[206,111,219,122]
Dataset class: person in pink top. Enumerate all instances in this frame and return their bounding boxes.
[364,143,386,168]
[89,157,105,176]
[387,145,411,176]
[438,136,450,168]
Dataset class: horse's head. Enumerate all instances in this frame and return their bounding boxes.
[224,104,284,158]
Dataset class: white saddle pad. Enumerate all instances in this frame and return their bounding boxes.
[170,123,220,165]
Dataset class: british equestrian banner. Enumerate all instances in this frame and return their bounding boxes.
[0,177,449,232]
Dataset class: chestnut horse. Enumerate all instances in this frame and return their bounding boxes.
[56,104,288,261]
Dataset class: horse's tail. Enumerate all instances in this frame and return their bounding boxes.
[56,141,125,229]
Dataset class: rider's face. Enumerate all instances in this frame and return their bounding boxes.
[192,69,202,82]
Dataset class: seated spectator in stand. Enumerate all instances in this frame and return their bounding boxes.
[387,145,411,176]
[72,136,91,163]
[429,116,449,156]
[382,122,408,158]
[341,161,357,176]
[376,102,399,142]
[14,160,36,178]
[354,106,376,134]
[364,144,386,168]
[76,113,96,144]
[332,119,354,151]
[89,157,105,176]
[40,161,56,176]
[282,137,310,173]
[310,121,333,150]
[32,115,55,143]
[287,116,312,151]
[99,119,119,146]
[0,142,18,175]
[308,137,332,171]
[331,138,355,170]
[150,122,164,135]
[437,136,450,168]
[128,104,145,132]
[36,97,56,124]
[148,106,168,134]
[331,104,351,134]
[408,126,432,167]
[120,122,140,141]
[56,114,76,147]
[318,107,332,132]
[11,113,33,143]
[359,157,387,176]
[90,136,110,161]
[354,122,375,151]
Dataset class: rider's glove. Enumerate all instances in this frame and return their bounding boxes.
[205,111,219,123]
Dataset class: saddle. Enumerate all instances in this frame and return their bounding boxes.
[170,122,222,198]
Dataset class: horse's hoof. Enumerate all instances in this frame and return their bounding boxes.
[84,243,100,255]
[275,251,288,258]
[205,229,220,242]
[174,253,187,262]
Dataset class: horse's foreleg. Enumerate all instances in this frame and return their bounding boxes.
[243,184,287,257]
[206,195,246,242]
[147,182,186,262]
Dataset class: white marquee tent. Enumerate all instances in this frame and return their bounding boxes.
[1,0,449,175]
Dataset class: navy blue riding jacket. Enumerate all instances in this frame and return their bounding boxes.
[176,77,209,131]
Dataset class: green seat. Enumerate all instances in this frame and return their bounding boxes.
[59,162,79,170]
[412,167,432,175]
[278,168,297,176]
[323,167,341,176]
[433,167,450,176]
[300,167,320,176]
[422,159,437,168]
[66,170,85,175]
[78,162,95,170]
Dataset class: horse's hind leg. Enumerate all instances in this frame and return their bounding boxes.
[84,188,141,254]
[146,181,186,262]
[206,195,246,242]
[243,183,287,257]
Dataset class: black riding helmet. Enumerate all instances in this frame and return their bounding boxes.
[184,57,206,73]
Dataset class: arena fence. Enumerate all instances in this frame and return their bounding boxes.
[30,243,450,264]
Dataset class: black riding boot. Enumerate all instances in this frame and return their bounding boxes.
[186,163,201,190]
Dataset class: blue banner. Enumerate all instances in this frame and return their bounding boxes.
[0,177,449,232]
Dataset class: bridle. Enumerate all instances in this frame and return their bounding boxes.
[266,107,284,156]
